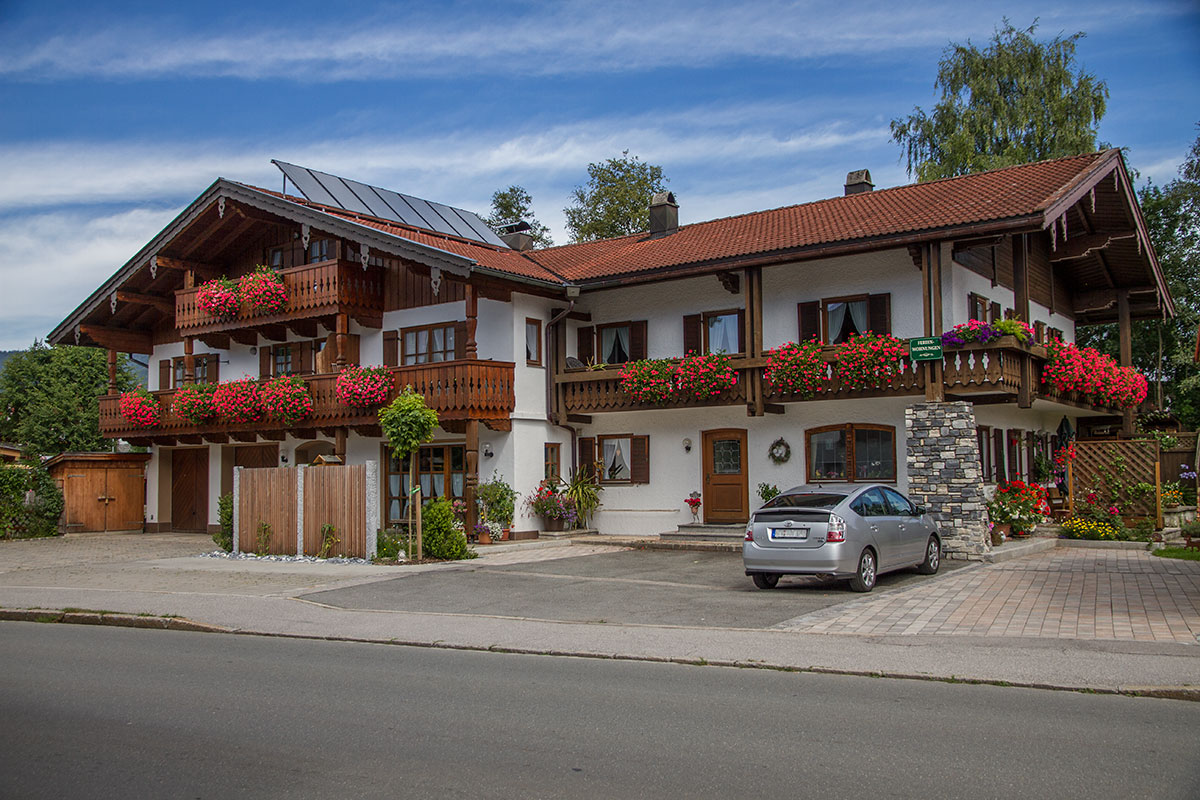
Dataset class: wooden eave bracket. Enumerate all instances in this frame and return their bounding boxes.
[1049,231,1135,263]
[154,255,219,280]
[78,325,153,354]
[114,290,174,315]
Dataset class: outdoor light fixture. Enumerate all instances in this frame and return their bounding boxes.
[280,455,288,464]
[483,443,494,458]
[682,438,692,453]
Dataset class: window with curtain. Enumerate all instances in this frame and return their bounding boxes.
[825,298,869,344]
[704,312,739,354]
[599,436,631,482]
[402,323,456,365]
[525,318,542,365]
[599,324,631,364]
[273,345,293,376]
[805,424,896,482]
[384,444,465,524]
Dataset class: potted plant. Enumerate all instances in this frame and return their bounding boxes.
[618,357,677,403]
[238,265,288,315]
[476,473,517,534]
[118,385,159,428]
[259,374,313,425]
[986,480,1050,537]
[172,382,217,424]
[675,351,738,399]
[684,492,702,522]
[763,340,826,397]
[212,378,264,424]
[524,480,578,531]
[832,332,907,390]
[562,467,603,529]
[335,365,393,409]
[195,277,241,319]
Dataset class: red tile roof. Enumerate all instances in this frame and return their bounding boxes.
[247,150,1115,287]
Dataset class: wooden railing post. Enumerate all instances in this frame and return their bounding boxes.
[334,312,348,370]
[183,336,195,385]
[465,283,478,359]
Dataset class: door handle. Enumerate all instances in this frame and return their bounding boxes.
[869,524,878,531]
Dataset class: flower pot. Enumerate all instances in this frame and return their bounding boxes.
[990,523,1010,546]
[542,517,566,532]
[478,531,493,545]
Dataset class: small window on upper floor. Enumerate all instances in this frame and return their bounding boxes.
[307,239,332,264]
[269,246,285,269]
[403,323,457,365]
[526,318,543,366]
[704,311,740,354]
[273,344,294,376]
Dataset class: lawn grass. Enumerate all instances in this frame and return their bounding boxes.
[1152,547,1200,561]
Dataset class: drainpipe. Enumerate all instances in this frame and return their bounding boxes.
[545,298,578,472]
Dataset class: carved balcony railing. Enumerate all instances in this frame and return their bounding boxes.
[175,259,385,335]
[99,360,515,442]
[557,338,1121,416]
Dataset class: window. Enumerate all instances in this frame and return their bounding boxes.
[581,434,650,484]
[402,323,456,365]
[268,246,285,269]
[273,344,294,376]
[307,238,332,264]
[384,444,465,524]
[598,323,631,364]
[881,487,916,516]
[578,321,647,365]
[850,487,888,517]
[704,310,741,354]
[977,425,993,482]
[805,424,896,482]
[825,296,869,343]
[800,294,891,343]
[968,292,989,321]
[525,318,542,365]
[170,354,216,388]
[544,443,561,481]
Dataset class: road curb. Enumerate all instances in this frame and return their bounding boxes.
[0,607,228,633]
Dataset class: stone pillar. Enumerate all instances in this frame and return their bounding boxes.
[905,401,990,560]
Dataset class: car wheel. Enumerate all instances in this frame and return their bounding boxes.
[848,549,877,592]
[917,536,940,575]
[752,573,780,590]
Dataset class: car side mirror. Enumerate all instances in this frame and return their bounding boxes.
[914,506,926,516]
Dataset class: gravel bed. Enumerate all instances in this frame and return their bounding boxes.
[198,551,387,565]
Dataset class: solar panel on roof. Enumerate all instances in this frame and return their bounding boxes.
[271,159,506,247]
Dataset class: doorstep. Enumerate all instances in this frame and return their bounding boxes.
[661,523,747,543]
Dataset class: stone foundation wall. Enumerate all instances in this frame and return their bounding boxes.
[905,401,990,560]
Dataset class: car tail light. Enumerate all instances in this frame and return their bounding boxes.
[826,513,846,542]
[744,526,754,541]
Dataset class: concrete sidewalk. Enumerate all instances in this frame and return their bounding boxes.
[0,532,1197,696]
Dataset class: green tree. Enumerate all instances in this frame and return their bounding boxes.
[563,151,668,242]
[890,20,1108,182]
[485,185,553,248]
[378,386,439,559]
[1077,128,1200,427]
[0,342,138,457]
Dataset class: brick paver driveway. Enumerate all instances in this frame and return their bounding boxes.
[783,548,1200,644]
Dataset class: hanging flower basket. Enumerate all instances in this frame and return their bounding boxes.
[675,351,738,399]
[764,340,826,397]
[618,358,677,403]
[172,382,217,424]
[832,333,907,390]
[118,385,159,428]
[239,266,288,315]
[259,375,313,425]
[1042,340,1147,408]
[335,365,394,409]
[195,277,241,319]
[212,379,264,424]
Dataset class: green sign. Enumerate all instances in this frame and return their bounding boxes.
[908,337,943,362]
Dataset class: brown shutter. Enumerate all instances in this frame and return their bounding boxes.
[289,342,303,373]
[682,314,702,355]
[299,341,314,374]
[1048,327,1063,343]
[208,354,219,383]
[630,435,650,484]
[629,321,648,360]
[578,437,596,479]
[158,359,171,390]
[736,309,746,354]
[1006,429,1019,481]
[577,326,594,364]
[797,301,820,341]
[993,429,1005,482]
[382,331,398,367]
[259,347,272,379]
[1033,321,1045,344]
[868,293,891,335]
[453,322,467,360]
[990,302,1002,323]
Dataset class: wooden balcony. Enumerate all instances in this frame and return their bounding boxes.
[174,259,384,336]
[556,338,1120,416]
[99,360,515,443]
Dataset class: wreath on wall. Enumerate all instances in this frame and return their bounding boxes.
[768,437,791,465]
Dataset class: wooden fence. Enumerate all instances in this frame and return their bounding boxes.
[1069,440,1160,523]
[1159,432,1199,491]
[233,462,378,558]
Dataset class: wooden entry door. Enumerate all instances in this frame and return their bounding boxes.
[62,469,146,532]
[171,449,209,532]
[702,429,749,523]
[104,469,146,531]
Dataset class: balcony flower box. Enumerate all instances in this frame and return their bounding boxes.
[212,379,263,424]
[118,386,159,428]
[764,340,826,398]
[259,375,313,425]
[335,365,393,409]
[239,266,288,315]
[1042,340,1147,409]
[172,382,217,424]
[832,332,907,390]
[195,277,240,319]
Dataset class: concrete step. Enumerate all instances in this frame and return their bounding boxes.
[986,536,1057,563]
[660,523,747,542]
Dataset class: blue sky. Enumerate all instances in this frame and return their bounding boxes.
[1,0,1197,350]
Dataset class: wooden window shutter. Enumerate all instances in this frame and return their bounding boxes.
[797,301,820,341]
[993,429,1005,482]
[577,326,594,364]
[1006,429,1019,481]
[454,321,467,360]
[1004,307,1015,321]
[990,302,1002,323]
[289,342,303,373]
[736,309,746,353]
[867,293,891,335]
[1049,327,1063,342]
[382,331,399,367]
[158,359,171,390]
[1033,321,1046,344]
[578,437,596,479]
[299,341,314,374]
[259,347,272,379]
[630,436,650,484]
[682,314,702,355]
[208,354,219,383]
[629,321,648,360]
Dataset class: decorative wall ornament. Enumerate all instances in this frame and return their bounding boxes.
[74,325,81,345]
[301,223,310,250]
[717,271,740,294]
[1090,186,1096,214]
[217,196,226,219]
[360,244,370,271]
[430,266,442,296]
[110,292,118,314]
[768,437,791,465]
[149,255,158,279]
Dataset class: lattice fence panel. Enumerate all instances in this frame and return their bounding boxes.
[1071,440,1160,518]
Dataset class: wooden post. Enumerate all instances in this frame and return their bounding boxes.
[334,427,347,460]
[1013,234,1033,408]
[333,312,349,370]
[183,336,195,385]
[465,283,478,359]
[106,349,118,395]
[924,242,945,402]
[747,266,764,416]
[464,419,479,542]
[1066,460,1074,516]
[1118,289,1134,437]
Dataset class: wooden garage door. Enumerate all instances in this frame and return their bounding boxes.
[171,449,209,533]
[104,469,146,532]
[64,471,107,532]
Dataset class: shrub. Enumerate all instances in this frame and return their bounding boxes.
[563,467,602,528]
[173,382,218,424]
[421,497,475,560]
[119,385,159,428]
[259,374,313,425]
[317,523,340,559]
[255,522,272,556]
[335,365,393,408]
[757,482,781,504]
[212,379,263,424]
[375,527,409,561]
[1,463,64,539]
[764,340,826,397]
[196,277,241,318]
[239,266,288,314]
[476,474,517,527]
[213,493,233,551]
[832,333,907,390]
[618,358,677,403]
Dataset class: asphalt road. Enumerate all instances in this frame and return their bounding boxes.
[3,623,1198,799]
[304,549,970,627]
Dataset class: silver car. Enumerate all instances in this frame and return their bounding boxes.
[743,484,941,592]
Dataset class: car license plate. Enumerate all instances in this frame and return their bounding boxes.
[770,527,808,540]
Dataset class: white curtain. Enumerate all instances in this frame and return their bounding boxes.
[526,322,539,361]
[827,302,848,342]
[708,314,737,353]
[848,299,869,335]
[602,327,630,363]
[604,438,629,480]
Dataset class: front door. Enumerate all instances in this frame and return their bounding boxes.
[104,469,146,532]
[702,429,749,523]
[171,448,209,532]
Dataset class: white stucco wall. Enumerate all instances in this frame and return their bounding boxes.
[946,256,1076,343]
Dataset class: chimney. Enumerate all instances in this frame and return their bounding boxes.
[648,191,679,238]
[844,169,874,196]
[497,221,535,251]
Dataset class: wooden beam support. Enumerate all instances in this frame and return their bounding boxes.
[261,431,286,441]
[763,403,785,414]
[1118,289,1134,436]
[256,324,288,343]
[79,325,153,354]
[293,428,316,441]
[747,265,764,417]
[352,424,382,437]
[199,333,231,350]
[951,235,1004,254]
[1049,231,1135,262]
[116,290,174,315]
[177,434,203,445]
[229,329,258,346]
[201,432,229,444]
[566,414,592,425]
[182,337,195,385]
[483,419,511,432]
[286,320,319,338]
[334,313,349,370]
[231,432,258,442]
[464,284,478,359]
[464,420,479,543]
[154,256,218,279]
[334,428,347,460]
[923,242,945,402]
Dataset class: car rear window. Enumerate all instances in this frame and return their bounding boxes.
[763,492,846,509]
